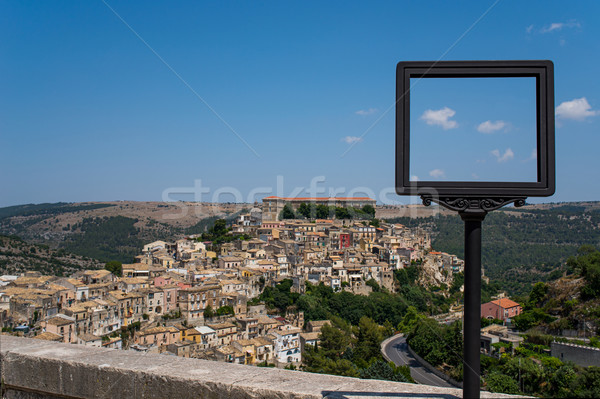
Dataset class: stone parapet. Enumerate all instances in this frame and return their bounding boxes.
[2,335,518,398]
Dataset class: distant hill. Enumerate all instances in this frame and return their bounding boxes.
[0,201,246,263]
[386,202,600,295]
[0,234,103,276]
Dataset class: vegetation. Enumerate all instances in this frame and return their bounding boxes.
[281,203,376,221]
[0,202,115,221]
[104,260,123,277]
[509,246,600,335]
[204,305,215,319]
[406,317,463,381]
[256,277,472,383]
[302,316,412,382]
[185,212,240,236]
[568,245,600,300]
[280,204,296,220]
[198,218,250,251]
[387,206,600,295]
[0,234,102,276]
[404,312,600,397]
[0,202,241,264]
[62,216,142,263]
[403,246,600,397]
[216,305,235,316]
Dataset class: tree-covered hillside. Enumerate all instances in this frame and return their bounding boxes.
[0,201,244,264]
[0,235,102,276]
[61,216,143,263]
[387,204,600,295]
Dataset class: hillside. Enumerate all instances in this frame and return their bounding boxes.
[0,201,246,263]
[0,235,102,276]
[386,202,600,295]
[513,246,600,335]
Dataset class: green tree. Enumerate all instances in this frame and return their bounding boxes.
[335,207,351,219]
[359,360,411,382]
[512,308,555,331]
[485,371,521,394]
[280,203,296,220]
[398,305,421,333]
[527,282,548,309]
[104,260,123,277]
[328,359,360,377]
[216,305,234,316]
[316,204,330,219]
[355,317,384,365]
[365,278,381,292]
[204,305,215,319]
[298,203,310,219]
[502,356,545,395]
[211,219,228,237]
[362,204,375,218]
[319,324,351,359]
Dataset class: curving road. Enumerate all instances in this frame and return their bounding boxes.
[381,334,455,388]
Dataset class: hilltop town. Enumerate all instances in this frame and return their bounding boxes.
[0,197,465,367]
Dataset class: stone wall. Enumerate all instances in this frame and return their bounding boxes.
[2,335,518,399]
[551,341,600,367]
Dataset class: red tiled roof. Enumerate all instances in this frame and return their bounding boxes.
[491,298,521,309]
[263,196,374,201]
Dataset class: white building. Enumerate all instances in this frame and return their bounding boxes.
[269,325,302,364]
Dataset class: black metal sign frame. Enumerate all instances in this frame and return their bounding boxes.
[396,60,555,198]
[394,60,555,399]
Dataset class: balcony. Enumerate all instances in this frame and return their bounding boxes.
[1,336,520,399]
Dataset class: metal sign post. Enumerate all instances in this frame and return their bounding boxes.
[423,197,525,397]
[396,61,555,398]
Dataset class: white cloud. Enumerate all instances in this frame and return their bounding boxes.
[540,20,580,33]
[342,136,363,144]
[420,107,458,130]
[411,175,419,181]
[355,108,378,116]
[429,169,445,178]
[542,22,565,33]
[491,148,514,163]
[529,148,537,161]
[477,120,507,134]
[526,24,534,34]
[556,97,598,121]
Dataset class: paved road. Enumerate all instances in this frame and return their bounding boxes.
[381,334,455,388]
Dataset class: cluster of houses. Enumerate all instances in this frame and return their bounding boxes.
[0,200,467,366]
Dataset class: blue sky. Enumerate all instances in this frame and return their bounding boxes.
[1,1,599,206]
[410,77,538,182]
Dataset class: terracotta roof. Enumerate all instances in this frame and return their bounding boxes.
[491,298,521,309]
[263,196,374,201]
